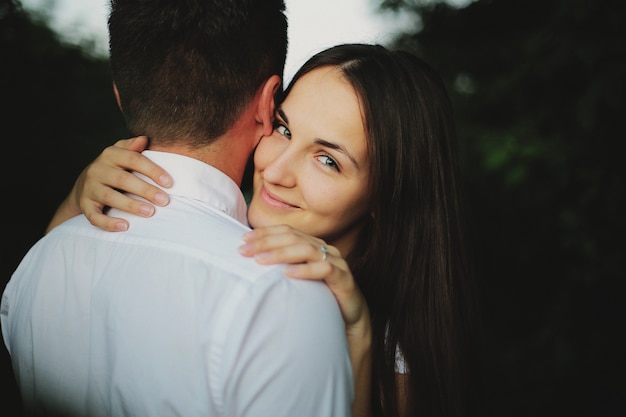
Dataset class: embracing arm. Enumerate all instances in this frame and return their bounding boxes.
[46,136,172,234]
[240,226,373,417]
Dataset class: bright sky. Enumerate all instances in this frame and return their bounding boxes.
[20,0,416,82]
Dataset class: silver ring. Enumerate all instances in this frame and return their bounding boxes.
[320,245,329,262]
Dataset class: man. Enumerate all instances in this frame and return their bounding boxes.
[1,1,353,416]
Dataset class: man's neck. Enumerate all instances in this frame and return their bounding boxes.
[143,87,266,187]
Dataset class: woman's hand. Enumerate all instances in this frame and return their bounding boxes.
[239,224,372,417]
[240,224,368,327]
[46,136,172,233]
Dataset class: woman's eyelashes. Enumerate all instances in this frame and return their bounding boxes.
[316,154,340,172]
[273,120,291,139]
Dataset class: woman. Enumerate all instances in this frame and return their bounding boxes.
[49,44,480,417]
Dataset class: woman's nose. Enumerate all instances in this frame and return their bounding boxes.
[262,146,297,188]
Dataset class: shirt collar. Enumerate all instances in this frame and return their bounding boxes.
[140,150,249,225]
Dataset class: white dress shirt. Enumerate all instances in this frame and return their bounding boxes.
[2,151,353,417]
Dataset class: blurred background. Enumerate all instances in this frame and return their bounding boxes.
[1,0,624,415]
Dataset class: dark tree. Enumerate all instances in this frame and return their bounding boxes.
[1,2,127,414]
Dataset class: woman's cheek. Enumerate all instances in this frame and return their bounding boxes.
[254,135,280,170]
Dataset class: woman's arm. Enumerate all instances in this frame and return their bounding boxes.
[46,136,172,233]
[240,225,373,417]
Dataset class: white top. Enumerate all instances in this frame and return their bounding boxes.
[2,151,353,417]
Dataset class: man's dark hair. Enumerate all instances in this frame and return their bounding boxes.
[108,0,288,147]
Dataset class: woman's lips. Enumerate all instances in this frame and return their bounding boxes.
[260,186,298,209]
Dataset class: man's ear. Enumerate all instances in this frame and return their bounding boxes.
[113,82,122,110]
[256,75,282,137]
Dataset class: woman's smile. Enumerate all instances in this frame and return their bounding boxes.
[259,185,299,210]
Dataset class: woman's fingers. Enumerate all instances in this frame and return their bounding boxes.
[47,136,173,233]
[116,136,148,152]
[245,239,330,264]
[76,136,173,230]
[102,138,173,192]
[240,226,329,264]
[241,225,367,327]
[239,227,347,284]
[241,224,306,241]
[83,208,128,232]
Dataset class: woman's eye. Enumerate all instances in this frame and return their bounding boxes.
[274,122,291,139]
[316,155,339,171]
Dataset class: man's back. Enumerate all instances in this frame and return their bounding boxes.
[2,152,353,416]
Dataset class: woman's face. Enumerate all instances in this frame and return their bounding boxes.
[247,66,371,256]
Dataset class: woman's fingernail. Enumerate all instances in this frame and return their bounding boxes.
[255,252,270,261]
[154,191,169,205]
[159,175,172,187]
[139,204,155,216]
[115,222,128,232]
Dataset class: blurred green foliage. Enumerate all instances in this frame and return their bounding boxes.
[1,0,624,415]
